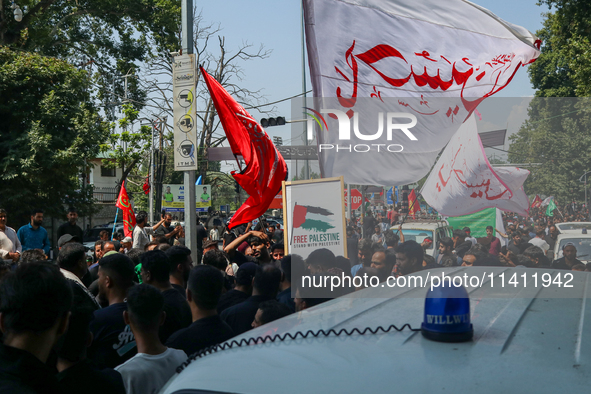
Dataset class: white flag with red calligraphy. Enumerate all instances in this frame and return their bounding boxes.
[304,0,540,185]
[421,114,529,216]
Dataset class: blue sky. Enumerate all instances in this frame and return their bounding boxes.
[198,0,549,149]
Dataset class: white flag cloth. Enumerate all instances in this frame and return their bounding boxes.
[304,0,540,185]
[421,114,530,216]
[540,196,554,207]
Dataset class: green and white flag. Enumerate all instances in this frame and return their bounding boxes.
[546,198,557,217]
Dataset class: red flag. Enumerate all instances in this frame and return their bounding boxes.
[116,183,136,237]
[408,189,420,217]
[531,195,542,208]
[200,67,288,229]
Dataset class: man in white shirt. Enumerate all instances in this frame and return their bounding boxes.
[463,227,477,246]
[0,208,21,263]
[528,226,550,252]
[132,212,165,250]
[116,284,187,394]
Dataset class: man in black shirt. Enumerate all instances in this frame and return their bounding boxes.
[0,262,73,394]
[552,243,583,270]
[56,282,125,394]
[221,264,281,336]
[166,265,234,355]
[140,250,192,342]
[544,225,559,256]
[507,232,529,255]
[88,253,137,369]
[166,245,193,298]
[363,212,377,239]
[196,219,208,264]
[57,207,84,243]
[155,213,181,246]
[225,230,273,266]
[452,229,473,261]
[217,262,257,314]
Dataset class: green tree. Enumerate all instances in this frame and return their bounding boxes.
[508,1,591,205]
[0,47,109,224]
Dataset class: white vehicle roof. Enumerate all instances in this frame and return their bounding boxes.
[161,267,591,394]
[556,222,591,233]
[390,220,450,231]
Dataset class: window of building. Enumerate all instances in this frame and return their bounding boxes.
[100,166,116,177]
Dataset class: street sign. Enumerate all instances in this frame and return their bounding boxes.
[172,54,198,170]
[344,188,362,210]
[386,187,394,205]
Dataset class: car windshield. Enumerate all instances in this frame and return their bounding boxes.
[557,238,591,261]
[557,223,591,231]
[396,229,433,247]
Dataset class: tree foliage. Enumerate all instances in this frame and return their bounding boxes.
[509,1,591,205]
[0,47,109,223]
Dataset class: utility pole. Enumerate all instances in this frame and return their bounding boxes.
[182,0,198,266]
[301,2,309,180]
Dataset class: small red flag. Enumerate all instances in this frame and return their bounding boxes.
[116,183,136,237]
[408,189,420,217]
[200,67,288,229]
[531,195,542,208]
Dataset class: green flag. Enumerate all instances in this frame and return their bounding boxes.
[546,199,557,217]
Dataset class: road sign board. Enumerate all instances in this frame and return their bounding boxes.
[172,54,198,171]
[345,188,362,210]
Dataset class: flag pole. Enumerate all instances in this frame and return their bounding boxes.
[290,202,296,246]
[112,208,119,241]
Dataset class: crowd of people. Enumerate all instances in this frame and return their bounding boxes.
[0,202,590,393]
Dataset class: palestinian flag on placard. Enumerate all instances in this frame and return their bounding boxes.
[292,204,334,232]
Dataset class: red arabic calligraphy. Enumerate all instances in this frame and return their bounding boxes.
[436,145,512,201]
[335,41,521,118]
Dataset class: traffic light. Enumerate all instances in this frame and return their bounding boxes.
[260,117,286,128]
[234,182,240,194]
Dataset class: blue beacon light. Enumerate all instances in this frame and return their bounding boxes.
[421,281,473,343]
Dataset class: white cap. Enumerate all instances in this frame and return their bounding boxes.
[122,236,132,243]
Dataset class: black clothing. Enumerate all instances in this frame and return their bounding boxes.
[156,224,176,245]
[196,224,207,250]
[166,315,234,356]
[363,216,378,239]
[276,287,296,312]
[88,302,137,369]
[220,294,274,336]
[347,234,359,266]
[0,343,60,394]
[544,234,557,252]
[57,359,126,394]
[439,253,457,267]
[57,221,84,242]
[231,250,257,267]
[454,240,473,258]
[172,283,186,299]
[552,257,583,270]
[272,229,284,243]
[507,241,529,255]
[160,288,193,343]
[217,289,250,314]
